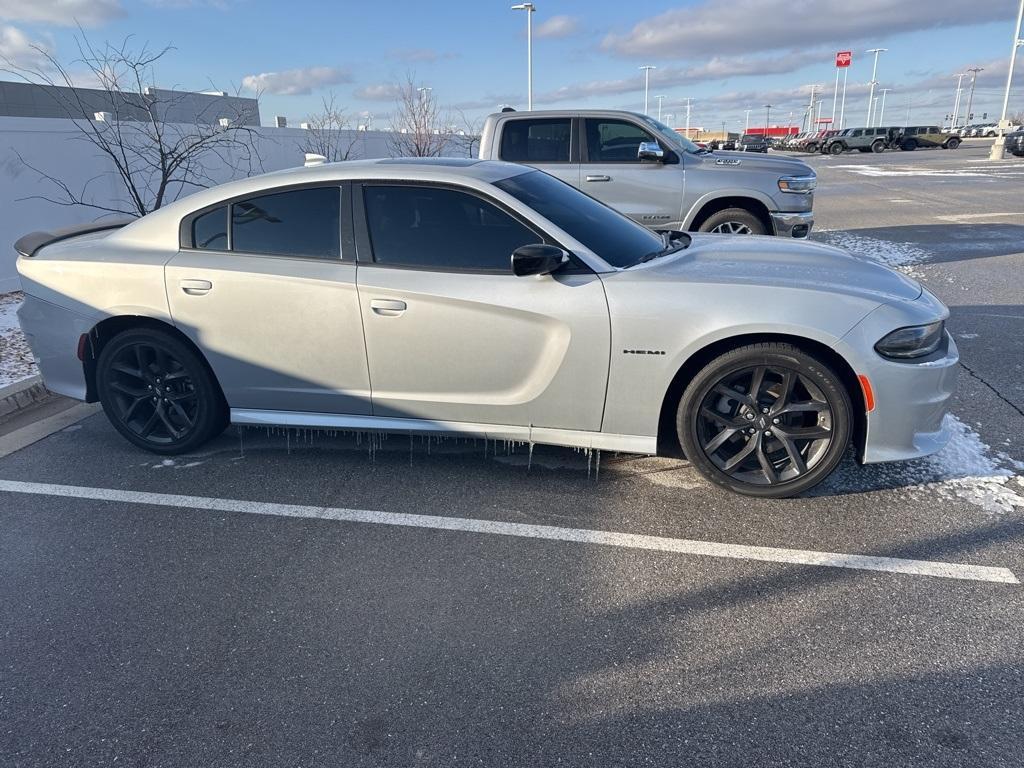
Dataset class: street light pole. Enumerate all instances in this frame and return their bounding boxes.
[744,108,751,134]
[878,88,890,126]
[950,73,967,130]
[964,67,984,126]
[511,3,535,110]
[764,104,773,135]
[683,97,692,137]
[639,65,656,114]
[655,95,666,121]
[990,0,1024,160]
[865,48,887,127]
[838,65,849,128]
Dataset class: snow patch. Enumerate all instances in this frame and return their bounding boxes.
[814,231,928,277]
[0,292,36,387]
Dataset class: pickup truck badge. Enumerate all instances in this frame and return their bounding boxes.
[623,349,667,356]
[715,158,742,166]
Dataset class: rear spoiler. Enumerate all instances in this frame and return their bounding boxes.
[14,217,135,258]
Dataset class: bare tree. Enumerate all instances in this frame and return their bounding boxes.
[449,109,485,158]
[300,92,360,162]
[2,33,264,218]
[386,73,453,158]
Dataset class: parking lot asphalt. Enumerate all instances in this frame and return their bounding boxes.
[2,142,1023,767]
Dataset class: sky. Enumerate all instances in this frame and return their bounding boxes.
[0,0,1022,131]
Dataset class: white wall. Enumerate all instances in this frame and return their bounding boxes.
[0,117,463,292]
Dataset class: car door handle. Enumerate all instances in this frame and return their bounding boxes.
[585,174,611,182]
[180,279,212,295]
[370,299,407,316]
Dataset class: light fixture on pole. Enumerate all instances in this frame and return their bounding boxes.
[964,67,984,126]
[865,48,887,127]
[950,73,967,130]
[511,3,536,110]
[655,95,666,122]
[663,113,674,126]
[878,88,890,126]
[639,65,656,114]
[417,86,432,100]
[990,0,1024,160]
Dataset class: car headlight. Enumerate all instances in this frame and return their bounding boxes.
[874,321,945,359]
[778,175,816,193]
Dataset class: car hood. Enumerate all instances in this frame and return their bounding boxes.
[695,151,812,177]
[639,234,923,304]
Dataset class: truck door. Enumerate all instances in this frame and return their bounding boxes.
[494,116,580,188]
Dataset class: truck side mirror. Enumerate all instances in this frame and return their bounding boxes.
[637,142,665,162]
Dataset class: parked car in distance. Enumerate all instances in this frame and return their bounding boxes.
[1007,129,1024,157]
[738,134,769,153]
[823,127,897,154]
[707,136,737,151]
[893,126,961,150]
[16,158,958,497]
[480,109,816,237]
[796,130,835,153]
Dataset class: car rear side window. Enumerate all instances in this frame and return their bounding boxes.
[499,118,572,163]
[230,187,340,259]
[192,206,228,251]
[362,185,538,272]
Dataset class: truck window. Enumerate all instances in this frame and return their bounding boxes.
[499,118,572,163]
[585,119,656,163]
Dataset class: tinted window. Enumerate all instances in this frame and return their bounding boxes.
[851,129,863,137]
[495,170,663,269]
[231,187,340,259]
[499,118,571,163]
[192,206,227,250]
[363,185,537,272]
[586,119,655,162]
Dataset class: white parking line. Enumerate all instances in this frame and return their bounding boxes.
[0,479,1017,585]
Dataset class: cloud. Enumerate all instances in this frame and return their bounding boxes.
[0,0,124,27]
[353,82,402,101]
[242,66,352,96]
[535,51,825,104]
[602,0,1019,58]
[450,93,522,111]
[534,15,580,39]
[389,48,457,63]
[0,24,51,68]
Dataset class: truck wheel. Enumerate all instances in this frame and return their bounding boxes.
[699,208,767,236]
[676,342,852,498]
[870,140,885,153]
[806,143,818,153]
[945,137,960,149]
[828,142,844,155]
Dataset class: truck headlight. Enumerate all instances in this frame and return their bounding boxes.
[778,175,816,193]
[874,321,945,359]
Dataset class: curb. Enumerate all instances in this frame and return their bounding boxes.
[0,375,50,419]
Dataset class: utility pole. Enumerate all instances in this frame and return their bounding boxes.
[639,65,656,114]
[964,67,984,127]
[865,48,887,127]
[878,88,890,126]
[950,73,967,129]
[990,0,1023,160]
[511,3,535,110]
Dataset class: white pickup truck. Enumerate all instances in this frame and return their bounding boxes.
[479,109,816,238]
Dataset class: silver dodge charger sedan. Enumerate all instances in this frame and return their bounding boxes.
[15,158,958,497]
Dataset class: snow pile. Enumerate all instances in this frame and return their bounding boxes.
[831,164,1024,179]
[823,415,1024,514]
[0,292,36,388]
[814,231,929,277]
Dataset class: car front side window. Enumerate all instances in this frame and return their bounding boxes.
[362,184,539,272]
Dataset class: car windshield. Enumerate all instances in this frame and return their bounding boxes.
[494,170,677,269]
[636,115,705,154]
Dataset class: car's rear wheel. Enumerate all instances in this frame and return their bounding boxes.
[96,328,228,454]
[871,140,885,153]
[901,139,917,151]
[676,343,852,498]
[828,142,844,155]
[699,208,767,236]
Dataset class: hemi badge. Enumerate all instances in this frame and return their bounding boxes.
[715,158,741,166]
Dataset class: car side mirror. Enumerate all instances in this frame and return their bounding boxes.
[637,141,665,162]
[511,244,569,277]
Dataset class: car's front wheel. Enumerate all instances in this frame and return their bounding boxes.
[945,137,960,149]
[676,343,852,497]
[871,140,886,153]
[699,208,767,236]
[96,328,228,454]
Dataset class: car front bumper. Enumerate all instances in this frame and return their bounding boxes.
[770,210,814,239]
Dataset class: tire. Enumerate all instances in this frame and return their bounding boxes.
[676,343,852,498]
[96,327,228,454]
[698,208,767,236]
[870,140,885,153]
[806,143,818,153]
[945,137,960,149]
[900,139,917,151]
[828,142,844,155]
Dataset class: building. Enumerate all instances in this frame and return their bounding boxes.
[0,80,260,126]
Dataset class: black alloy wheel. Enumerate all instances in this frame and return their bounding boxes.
[677,343,852,497]
[829,142,844,155]
[97,328,227,454]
